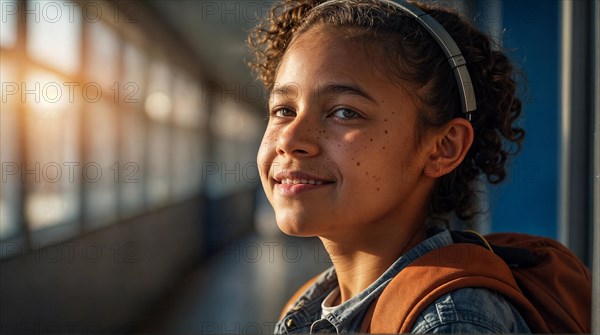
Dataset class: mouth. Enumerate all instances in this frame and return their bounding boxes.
[278,178,328,185]
[273,171,335,196]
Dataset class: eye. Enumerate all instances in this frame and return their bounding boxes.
[331,108,361,121]
[272,107,296,118]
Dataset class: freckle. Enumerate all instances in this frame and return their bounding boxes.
[356,162,360,166]
[316,136,320,140]
[365,171,369,176]
[384,118,388,122]
[382,146,386,150]
[376,187,380,191]
[370,138,373,142]
[384,130,388,134]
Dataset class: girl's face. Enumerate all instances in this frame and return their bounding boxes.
[257,26,436,239]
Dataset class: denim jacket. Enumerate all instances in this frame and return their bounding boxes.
[274,229,531,334]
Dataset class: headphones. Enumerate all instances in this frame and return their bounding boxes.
[313,0,477,121]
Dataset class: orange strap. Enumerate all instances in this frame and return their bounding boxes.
[365,243,550,333]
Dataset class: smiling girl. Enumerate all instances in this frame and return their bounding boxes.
[248,0,528,333]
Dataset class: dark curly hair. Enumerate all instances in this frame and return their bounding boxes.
[247,0,525,225]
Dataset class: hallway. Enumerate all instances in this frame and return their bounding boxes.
[142,233,331,334]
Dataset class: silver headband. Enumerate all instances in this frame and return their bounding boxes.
[313,0,477,121]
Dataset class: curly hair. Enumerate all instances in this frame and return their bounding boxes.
[247,0,525,225]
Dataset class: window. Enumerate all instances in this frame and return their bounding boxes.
[0,58,19,240]
[82,19,120,227]
[207,101,261,198]
[119,42,147,215]
[145,60,173,206]
[23,70,80,239]
[83,102,118,226]
[26,0,81,75]
[0,0,17,49]
[172,73,206,199]
[86,19,119,88]
[0,0,208,256]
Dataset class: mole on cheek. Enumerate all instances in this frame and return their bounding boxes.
[384,130,388,134]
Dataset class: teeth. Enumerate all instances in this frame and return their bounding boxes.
[281,179,325,185]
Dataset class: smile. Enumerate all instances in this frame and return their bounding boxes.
[274,180,332,196]
[280,179,326,185]
[272,171,335,196]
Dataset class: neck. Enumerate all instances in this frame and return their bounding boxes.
[319,220,428,304]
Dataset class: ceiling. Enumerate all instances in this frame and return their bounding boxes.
[146,0,275,89]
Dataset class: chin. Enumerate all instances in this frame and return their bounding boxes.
[275,212,320,237]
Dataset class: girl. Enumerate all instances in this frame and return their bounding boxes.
[248,0,528,333]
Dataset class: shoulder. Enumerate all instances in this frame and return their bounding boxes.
[411,287,531,333]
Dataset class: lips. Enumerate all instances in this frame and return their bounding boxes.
[280,178,326,185]
[273,171,334,196]
[273,171,334,185]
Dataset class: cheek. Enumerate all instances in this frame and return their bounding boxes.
[257,131,277,178]
[344,132,419,187]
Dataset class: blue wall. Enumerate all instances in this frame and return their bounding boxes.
[484,0,559,237]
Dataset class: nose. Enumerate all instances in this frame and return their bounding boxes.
[275,115,321,158]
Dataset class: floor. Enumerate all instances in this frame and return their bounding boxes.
[141,233,331,334]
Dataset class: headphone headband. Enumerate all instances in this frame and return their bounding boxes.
[313,0,477,120]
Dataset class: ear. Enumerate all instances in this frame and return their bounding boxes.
[424,118,474,178]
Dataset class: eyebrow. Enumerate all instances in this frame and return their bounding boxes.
[317,83,376,103]
[270,83,377,103]
[271,85,297,98]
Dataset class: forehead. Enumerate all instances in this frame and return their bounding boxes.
[274,25,397,95]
